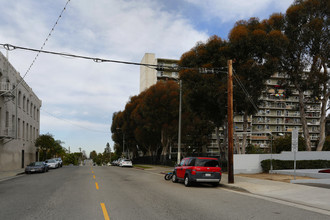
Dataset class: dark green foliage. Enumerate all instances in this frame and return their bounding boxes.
[261,159,330,172]
[272,135,306,153]
[246,144,267,154]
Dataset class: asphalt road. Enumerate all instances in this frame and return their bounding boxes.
[0,165,329,220]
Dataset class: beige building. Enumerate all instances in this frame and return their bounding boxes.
[208,72,321,155]
[236,72,320,149]
[140,53,179,92]
[0,52,42,171]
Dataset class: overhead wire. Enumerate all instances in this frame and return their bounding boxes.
[0,42,230,132]
[0,43,229,74]
[0,0,71,97]
[232,69,259,112]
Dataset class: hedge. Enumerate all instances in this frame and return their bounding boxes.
[261,159,330,173]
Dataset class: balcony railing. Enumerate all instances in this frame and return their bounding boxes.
[0,127,14,138]
[0,82,12,92]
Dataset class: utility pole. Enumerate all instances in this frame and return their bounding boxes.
[177,80,182,165]
[227,60,234,184]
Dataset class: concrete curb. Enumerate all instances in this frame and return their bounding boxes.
[220,183,250,193]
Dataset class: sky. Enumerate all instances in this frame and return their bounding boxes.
[0,0,294,155]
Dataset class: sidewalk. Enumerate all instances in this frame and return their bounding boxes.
[0,168,25,182]
[221,173,330,212]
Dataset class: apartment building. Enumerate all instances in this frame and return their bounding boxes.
[232,72,321,151]
[0,52,42,171]
[140,53,179,92]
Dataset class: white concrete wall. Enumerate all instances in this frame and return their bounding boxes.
[234,151,330,174]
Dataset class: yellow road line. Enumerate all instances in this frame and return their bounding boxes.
[93,175,96,179]
[95,182,99,190]
[100,203,110,220]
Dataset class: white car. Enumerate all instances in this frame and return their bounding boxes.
[45,159,59,169]
[120,159,133,167]
[52,158,62,167]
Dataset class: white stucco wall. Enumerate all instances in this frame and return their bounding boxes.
[234,151,330,174]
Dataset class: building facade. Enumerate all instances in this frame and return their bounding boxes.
[0,52,42,171]
[232,72,321,151]
[140,53,179,92]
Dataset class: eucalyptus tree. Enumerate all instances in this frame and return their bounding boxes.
[269,0,329,150]
[179,36,229,156]
[228,17,286,153]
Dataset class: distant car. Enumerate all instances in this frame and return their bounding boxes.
[172,157,221,187]
[25,162,48,174]
[45,159,59,169]
[121,159,133,167]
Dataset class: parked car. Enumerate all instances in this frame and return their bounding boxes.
[53,158,63,167]
[42,161,50,172]
[120,159,133,167]
[45,159,59,169]
[25,162,48,174]
[172,157,221,187]
[118,158,125,167]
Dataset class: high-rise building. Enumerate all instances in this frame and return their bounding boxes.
[233,72,321,150]
[0,52,42,171]
[140,53,179,92]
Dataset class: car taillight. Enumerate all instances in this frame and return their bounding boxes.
[191,169,196,175]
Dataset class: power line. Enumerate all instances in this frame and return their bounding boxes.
[0,43,228,74]
[232,69,259,112]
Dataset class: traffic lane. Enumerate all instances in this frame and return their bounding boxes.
[0,166,104,220]
[94,166,329,220]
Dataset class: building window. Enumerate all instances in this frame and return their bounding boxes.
[23,96,26,111]
[18,118,21,138]
[30,103,33,116]
[34,106,36,120]
[27,99,29,115]
[5,111,9,127]
[22,121,25,140]
[26,123,28,140]
[18,91,21,107]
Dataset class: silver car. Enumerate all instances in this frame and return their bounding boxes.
[45,159,59,169]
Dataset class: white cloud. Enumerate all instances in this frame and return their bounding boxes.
[1,0,293,154]
[0,0,208,153]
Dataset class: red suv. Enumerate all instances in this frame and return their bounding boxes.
[172,157,221,187]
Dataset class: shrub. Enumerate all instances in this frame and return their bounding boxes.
[261,159,330,173]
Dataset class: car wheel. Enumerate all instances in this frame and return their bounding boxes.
[184,175,191,187]
[172,173,178,183]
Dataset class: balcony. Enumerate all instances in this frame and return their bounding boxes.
[0,82,12,92]
[0,127,14,138]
